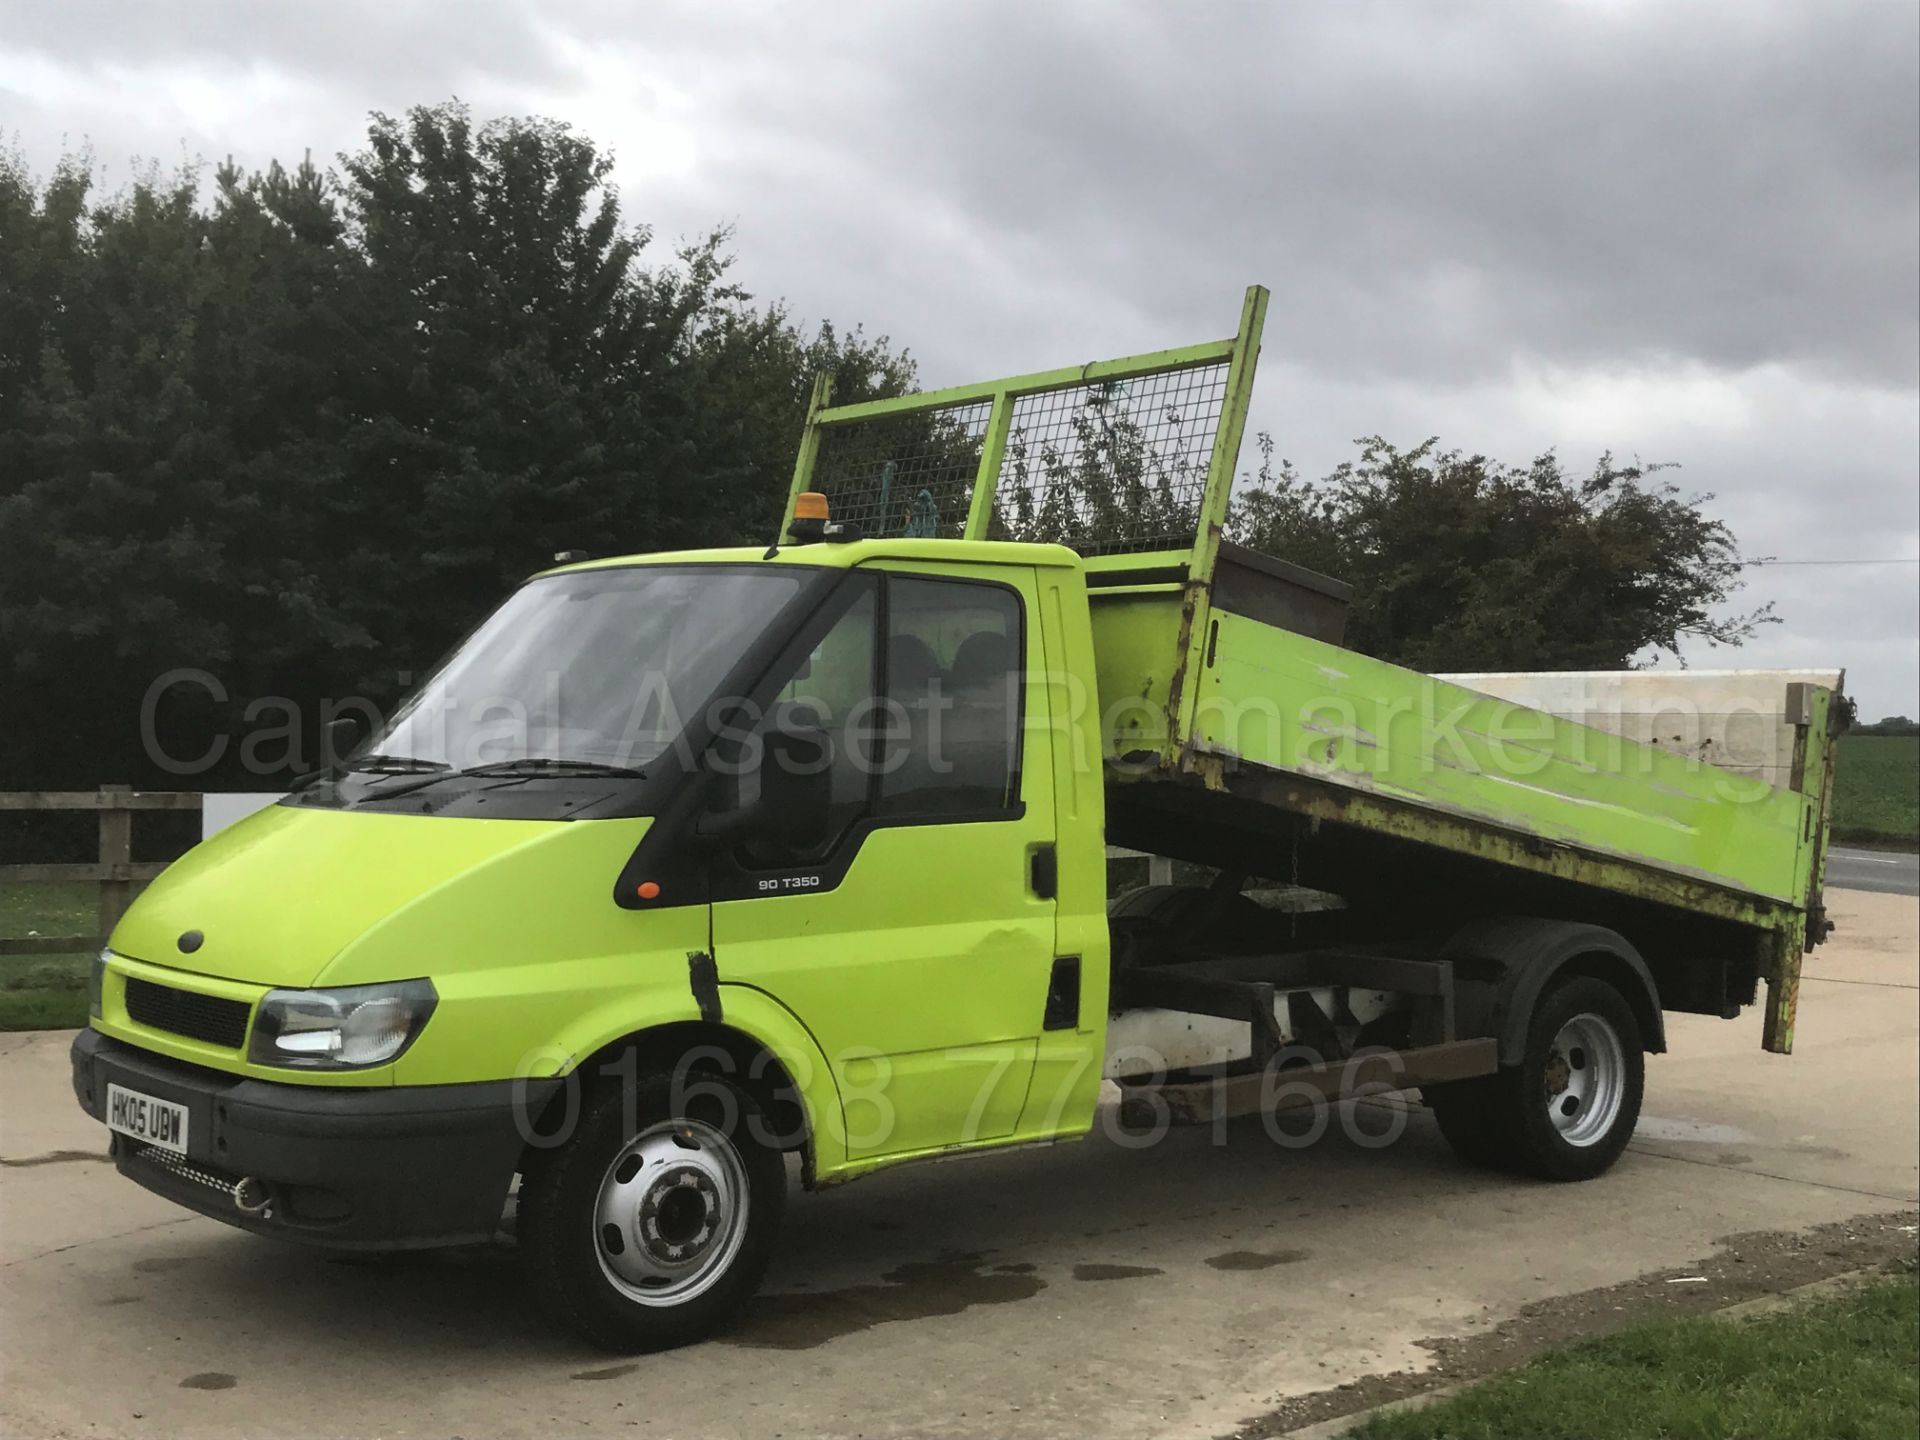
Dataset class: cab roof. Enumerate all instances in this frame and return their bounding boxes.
[535,537,1089,580]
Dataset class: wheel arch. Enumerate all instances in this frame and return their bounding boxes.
[526,990,848,1186]
[1442,917,1666,1065]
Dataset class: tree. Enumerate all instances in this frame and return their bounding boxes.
[318,106,913,692]
[1229,436,1775,672]
[996,380,1211,553]
[0,105,914,793]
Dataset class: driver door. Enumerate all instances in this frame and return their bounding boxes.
[709,564,1058,1160]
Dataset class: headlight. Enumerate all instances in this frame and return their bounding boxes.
[89,950,109,1019]
[248,979,438,1070]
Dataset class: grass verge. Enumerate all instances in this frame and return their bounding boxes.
[1346,1271,1920,1440]
[0,880,96,1032]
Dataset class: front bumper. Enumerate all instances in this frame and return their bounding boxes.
[71,1028,560,1251]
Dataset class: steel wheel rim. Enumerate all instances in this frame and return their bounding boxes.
[1543,1013,1626,1147]
[593,1118,750,1306]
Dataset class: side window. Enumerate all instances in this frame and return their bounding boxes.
[879,577,1022,818]
[771,584,878,853]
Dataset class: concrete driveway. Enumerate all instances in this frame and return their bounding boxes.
[3,889,1915,1440]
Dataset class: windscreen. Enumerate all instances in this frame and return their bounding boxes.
[366,566,804,772]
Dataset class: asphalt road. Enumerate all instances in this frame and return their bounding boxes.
[3,888,1915,1440]
[1828,845,1920,896]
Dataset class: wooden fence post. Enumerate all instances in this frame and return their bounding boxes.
[0,787,199,957]
[96,784,133,945]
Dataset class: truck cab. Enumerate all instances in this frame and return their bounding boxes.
[73,539,1116,1348]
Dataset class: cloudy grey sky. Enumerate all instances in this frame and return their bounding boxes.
[6,0,1917,715]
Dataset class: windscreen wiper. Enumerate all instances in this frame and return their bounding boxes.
[327,755,460,801]
[456,758,646,778]
[349,754,452,774]
[306,755,642,802]
[290,752,449,792]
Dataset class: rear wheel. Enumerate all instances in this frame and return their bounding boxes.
[520,1071,785,1351]
[1423,1073,1509,1167]
[1425,975,1644,1181]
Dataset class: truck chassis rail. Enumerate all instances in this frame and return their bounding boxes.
[1115,1036,1498,1129]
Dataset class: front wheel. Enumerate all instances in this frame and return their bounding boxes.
[519,1071,785,1351]
[1426,975,1645,1181]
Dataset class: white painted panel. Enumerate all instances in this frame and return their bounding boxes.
[200,792,285,840]
[1105,977,1404,1078]
[1438,668,1843,790]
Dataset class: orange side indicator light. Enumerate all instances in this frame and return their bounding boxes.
[636,881,662,901]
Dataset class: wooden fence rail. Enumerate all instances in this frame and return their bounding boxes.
[0,787,201,957]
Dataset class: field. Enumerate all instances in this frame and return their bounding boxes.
[1833,734,1920,847]
[1350,1271,1919,1440]
[0,881,97,1031]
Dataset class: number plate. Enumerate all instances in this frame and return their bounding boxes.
[105,1083,189,1156]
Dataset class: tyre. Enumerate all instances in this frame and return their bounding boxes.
[1422,1073,1512,1168]
[519,1070,786,1351]
[1425,974,1644,1182]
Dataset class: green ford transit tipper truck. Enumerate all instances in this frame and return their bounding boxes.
[72,287,1847,1350]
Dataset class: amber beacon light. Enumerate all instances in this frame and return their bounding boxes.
[788,491,830,541]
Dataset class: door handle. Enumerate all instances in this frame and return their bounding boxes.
[1029,844,1058,900]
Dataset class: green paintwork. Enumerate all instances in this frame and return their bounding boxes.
[1089,589,1189,764]
[779,372,835,541]
[1197,610,1812,902]
[964,390,1015,540]
[539,538,1082,580]
[1164,287,1269,746]
[808,337,1236,425]
[1761,684,1842,1054]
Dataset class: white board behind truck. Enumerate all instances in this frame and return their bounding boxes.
[201,793,285,841]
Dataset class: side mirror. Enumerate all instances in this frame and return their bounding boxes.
[322,715,363,766]
[291,714,365,787]
[697,724,833,855]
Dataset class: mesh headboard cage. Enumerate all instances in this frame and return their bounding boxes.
[809,399,995,544]
[781,286,1269,566]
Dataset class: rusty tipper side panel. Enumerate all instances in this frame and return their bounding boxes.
[1088,589,1843,1053]
[1188,620,1819,904]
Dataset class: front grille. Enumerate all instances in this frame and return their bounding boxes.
[124,977,250,1049]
